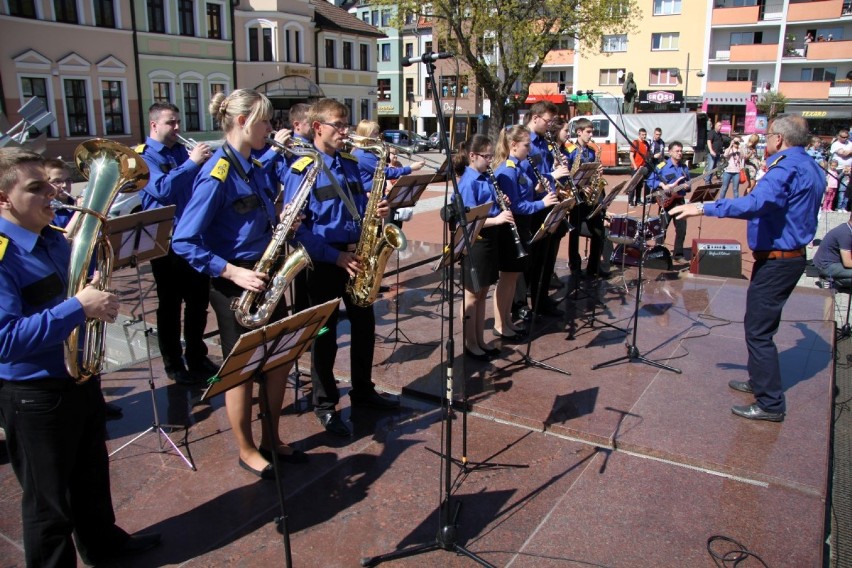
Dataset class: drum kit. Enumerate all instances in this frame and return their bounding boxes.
[608,213,673,271]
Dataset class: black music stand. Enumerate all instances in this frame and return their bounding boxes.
[570,162,600,204]
[382,172,435,345]
[105,206,196,470]
[690,183,721,242]
[200,299,338,568]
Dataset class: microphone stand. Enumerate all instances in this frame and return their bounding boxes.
[579,92,681,375]
[361,57,493,568]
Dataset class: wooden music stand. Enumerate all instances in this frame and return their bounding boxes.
[200,299,338,568]
[104,206,197,471]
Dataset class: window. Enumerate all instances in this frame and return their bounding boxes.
[801,67,837,84]
[344,98,354,121]
[651,32,679,51]
[424,40,433,53]
[360,99,369,121]
[381,10,391,27]
[94,0,115,28]
[148,0,166,33]
[294,30,301,62]
[325,39,336,68]
[21,77,52,136]
[183,83,200,130]
[555,34,574,50]
[601,34,627,53]
[589,118,610,139]
[284,30,302,62]
[377,78,391,100]
[439,76,467,97]
[361,12,369,23]
[405,43,413,58]
[343,41,353,70]
[101,80,125,135]
[599,68,624,86]
[730,32,762,45]
[9,0,37,18]
[726,68,758,82]
[249,27,273,62]
[653,0,681,15]
[732,0,757,6]
[64,79,90,136]
[380,42,391,62]
[153,81,171,102]
[54,0,78,23]
[649,68,678,86]
[179,0,195,36]
[360,44,369,70]
[206,3,221,39]
[404,12,415,25]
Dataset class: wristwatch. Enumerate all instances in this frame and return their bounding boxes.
[695,202,704,215]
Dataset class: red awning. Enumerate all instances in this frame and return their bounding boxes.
[524,94,564,104]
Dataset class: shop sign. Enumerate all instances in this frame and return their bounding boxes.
[647,91,675,104]
[378,104,396,113]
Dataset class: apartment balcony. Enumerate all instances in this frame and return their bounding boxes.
[712,5,760,25]
[543,49,574,65]
[730,43,779,62]
[788,0,844,22]
[778,81,831,98]
[706,81,755,94]
[806,40,852,61]
[830,81,852,97]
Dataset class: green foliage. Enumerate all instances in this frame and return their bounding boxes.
[756,91,788,119]
[376,0,638,138]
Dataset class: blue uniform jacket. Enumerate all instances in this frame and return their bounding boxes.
[0,219,86,380]
[495,157,543,216]
[649,158,690,200]
[136,137,200,220]
[172,143,277,278]
[456,166,499,217]
[284,150,368,265]
[704,146,823,251]
[352,147,412,192]
[565,143,596,170]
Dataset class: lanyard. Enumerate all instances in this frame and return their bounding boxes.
[326,154,362,226]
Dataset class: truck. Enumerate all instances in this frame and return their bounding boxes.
[568,113,706,170]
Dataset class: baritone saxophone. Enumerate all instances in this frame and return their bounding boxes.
[231,138,321,328]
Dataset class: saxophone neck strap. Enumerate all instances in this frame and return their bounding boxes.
[325,154,361,226]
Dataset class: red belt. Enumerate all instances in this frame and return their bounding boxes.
[752,247,806,261]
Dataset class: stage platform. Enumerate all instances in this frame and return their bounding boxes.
[0,236,836,567]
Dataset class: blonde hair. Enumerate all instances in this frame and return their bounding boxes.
[208,89,273,133]
[356,119,380,138]
[748,134,760,147]
[493,125,530,168]
[308,99,349,127]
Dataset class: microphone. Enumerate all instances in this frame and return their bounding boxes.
[576,90,594,97]
[401,51,454,67]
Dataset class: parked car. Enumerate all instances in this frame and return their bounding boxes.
[382,129,430,153]
[427,132,441,149]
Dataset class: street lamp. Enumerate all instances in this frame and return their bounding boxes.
[671,53,705,112]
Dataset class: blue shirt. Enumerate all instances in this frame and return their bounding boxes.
[456,166,499,217]
[528,131,555,185]
[172,143,278,277]
[0,219,86,381]
[565,142,596,170]
[284,150,368,265]
[352,148,412,192]
[649,158,691,207]
[495,157,543,216]
[704,146,823,251]
[136,137,201,220]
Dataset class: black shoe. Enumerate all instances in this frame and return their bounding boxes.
[165,365,198,386]
[492,328,525,341]
[549,273,562,289]
[731,404,785,422]
[350,390,401,410]
[239,458,275,479]
[105,402,123,420]
[513,306,532,322]
[259,446,309,464]
[482,346,502,357]
[728,380,754,394]
[187,357,220,381]
[464,347,492,362]
[317,411,351,437]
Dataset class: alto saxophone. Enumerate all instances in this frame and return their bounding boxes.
[231,139,320,328]
[584,141,608,207]
[485,167,527,259]
[544,131,577,207]
[345,134,407,307]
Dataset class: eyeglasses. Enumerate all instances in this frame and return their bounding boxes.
[766,132,780,139]
[841,135,850,140]
[475,153,494,161]
[49,178,72,186]
[320,121,349,132]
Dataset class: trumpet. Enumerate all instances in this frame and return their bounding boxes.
[176,133,198,149]
[345,133,413,158]
[266,134,317,157]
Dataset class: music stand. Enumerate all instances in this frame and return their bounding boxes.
[689,183,721,242]
[569,162,600,203]
[382,173,435,345]
[105,206,196,470]
[200,299,338,568]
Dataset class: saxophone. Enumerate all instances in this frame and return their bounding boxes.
[231,139,320,328]
[582,141,607,207]
[544,132,577,206]
[485,167,528,259]
[345,134,407,307]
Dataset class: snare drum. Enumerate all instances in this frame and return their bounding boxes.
[642,216,664,241]
[608,215,640,245]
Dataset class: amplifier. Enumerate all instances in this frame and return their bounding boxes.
[689,239,743,278]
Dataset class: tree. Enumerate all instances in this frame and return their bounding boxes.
[380,0,637,140]
[756,91,788,119]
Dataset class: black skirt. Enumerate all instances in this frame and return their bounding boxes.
[462,225,499,291]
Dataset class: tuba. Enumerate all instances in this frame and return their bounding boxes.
[231,138,320,328]
[63,139,148,383]
[344,134,407,307]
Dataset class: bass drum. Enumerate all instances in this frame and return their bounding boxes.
[610,244,673,271]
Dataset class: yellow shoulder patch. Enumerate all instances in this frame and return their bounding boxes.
[134,144,146,154]
[564,143,577,153]
[0,234,7,261]
[656,162,666,170]
[768,154,786,169]
[210,158,230,182]
[506,160,516,168]
[340,152,358,162]
[291,156,315,173]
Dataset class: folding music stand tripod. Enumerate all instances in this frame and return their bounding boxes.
[105,206,196,470]
[689,183,721,242]
[200,299,338,568]
[381,172,434,346]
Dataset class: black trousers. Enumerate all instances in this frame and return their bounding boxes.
[150,247,211,369]
[568,203,604,274]
[525,209,564,310]
[0,378,128,567]
[745,256,805,413]
[306,261,376,412]
[661,205,687,256]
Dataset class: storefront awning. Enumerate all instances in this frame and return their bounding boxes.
[525,94,565,104]
[703,93,752,106]
[255,75,324,99]
[788,105,852,119]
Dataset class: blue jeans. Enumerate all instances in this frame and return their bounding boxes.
[703,154,719,182]
[718,171,740,200]
[838,170,850,211]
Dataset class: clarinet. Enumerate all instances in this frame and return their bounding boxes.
[486,167,528,259]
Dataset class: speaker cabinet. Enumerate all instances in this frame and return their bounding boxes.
[689,239,743,278]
